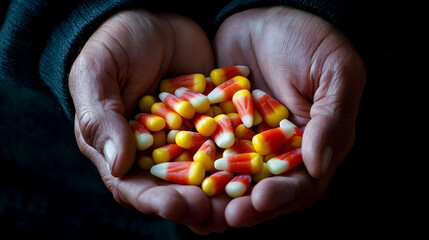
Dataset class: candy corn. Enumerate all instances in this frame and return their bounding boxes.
[232,89,253,128]
[150,161,205,185]
[175,130,207,150]
[252,119,302,155]
[252,89,289,127]
[135,113,166,132]
[207,76,251,104]
[223,140,255,157]
[201,171,234,196]
[225,174,251,198]
[139,95,157,113]
[193,139,216,171]
[151,102,182,130]
[174,87,210,114]
[214,152,263,174]
[210,65,250,86]
[159,92,195,119]
[212,114,235,148]
[152,143,183,164]
[129,65,307,197]
[129,120,153,151]
[234,123,255,141]
[193,114,217,137]
[159,73,206,93]
[266,148,303,175]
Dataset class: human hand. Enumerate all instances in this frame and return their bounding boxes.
[213,6,365,227]
[69,10,229,233]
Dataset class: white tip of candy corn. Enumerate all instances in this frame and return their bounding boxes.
[207,88,225,104]
[214,132,235,148]
[241,115,253,128]
[214,158,227,171]
[173,87,187,97]
[279,119,294,129]
[236,65,250,77]
[158,92,168,101]
[136,133,153,151]
[251,89,265,100]
[225,181,247,198]
[150,163,168,179]
[266,158,289,175]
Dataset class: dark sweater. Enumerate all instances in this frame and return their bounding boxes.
[0,0,359,119]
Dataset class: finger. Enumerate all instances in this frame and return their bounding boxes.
[303,49,365,179]
[226,168,325,227]
[172,185,210,225]
[187,194,230,234]
[70,53,135,177]
[113,171,187,222]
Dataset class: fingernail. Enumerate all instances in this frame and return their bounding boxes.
[321,145,333,176]
[103,139,117,172]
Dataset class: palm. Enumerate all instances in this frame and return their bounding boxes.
[214,6,365,227]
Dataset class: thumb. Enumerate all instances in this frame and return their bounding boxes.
[70,54,135,178]
[302,112,353,180]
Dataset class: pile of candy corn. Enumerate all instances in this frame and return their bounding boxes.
[131,66,303,198]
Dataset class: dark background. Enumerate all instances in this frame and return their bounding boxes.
[0,3,422,239]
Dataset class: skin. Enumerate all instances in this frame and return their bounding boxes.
[213,6,365,227]
[69,6,365,234]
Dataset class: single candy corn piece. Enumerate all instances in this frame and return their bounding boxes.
[225,174,251,198]
[150,161,205,185]
[232,89,253,128]
[203,77,215,96]
[252,89,289,127]
[175,130,207,150]
[135,113,166,132]
[159,73,206,94]
[193,114,217,137]
[129,120,153,151]
[212,114,235,148]
[223,139,255,157]
[214,152,263,174]
[151,102,182,130]
[267,148,303,175]
[174,87,210,114]
[226,113,243,129]
[219,100,237,114]
[139,95,157,113]
[193,139,216,171]
[201,171,234,196]
[207,76,251,104]
[252,119,302,155]
[135,151,155,170]
[210,65,250,86]
[252,162,273,182]
[159,92,195,119]
[152,143,184,164]
[235,123,255,141]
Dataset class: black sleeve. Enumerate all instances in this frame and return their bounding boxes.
[212,0,360,44]
[0,0,218,119]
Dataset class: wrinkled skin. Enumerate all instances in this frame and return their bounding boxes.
[69,6,365,234]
